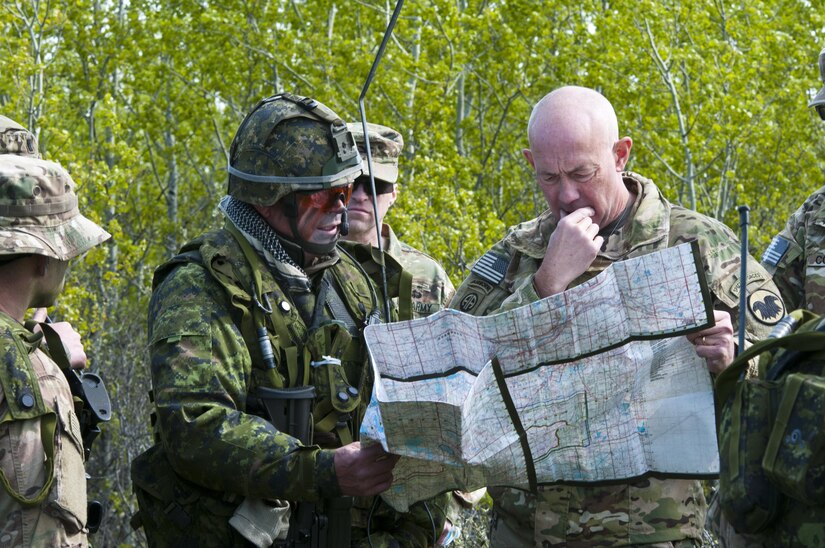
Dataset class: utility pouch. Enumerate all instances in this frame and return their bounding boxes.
[762,373,825,505]
[717,377,784,533]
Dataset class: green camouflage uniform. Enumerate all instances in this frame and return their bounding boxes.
[0,127,110,546]
[452,172,785,547]
[132,215,442,546]
[762,185,825,314]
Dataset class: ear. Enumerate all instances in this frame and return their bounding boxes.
[389,186,398,208]
[523,148,536,170]
[614,137,632,171]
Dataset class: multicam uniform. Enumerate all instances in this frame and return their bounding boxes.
[0,312,88,547]
[341,223,455,321]
[452,172,785,547]
[0,128,109,546]
[762,185,825,314]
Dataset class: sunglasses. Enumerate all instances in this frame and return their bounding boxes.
[296,184,353,213]
[354,176,395,195]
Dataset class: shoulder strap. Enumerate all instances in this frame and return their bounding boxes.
[715,311,825,412]
[0,324,56,506]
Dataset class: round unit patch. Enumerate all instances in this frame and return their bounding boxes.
[748,289,785,325]
[459,293,479,312]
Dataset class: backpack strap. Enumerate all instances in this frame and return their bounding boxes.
[715,310,825,416]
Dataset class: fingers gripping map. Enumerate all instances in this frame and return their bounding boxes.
[360,242,718,512]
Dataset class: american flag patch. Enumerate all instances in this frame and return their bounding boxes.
[471,251,509,285]
[762,236,791,267]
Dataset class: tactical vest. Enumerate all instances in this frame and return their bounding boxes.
[715,309,825,543]
[157,224,382,446]
[131,225,388,546]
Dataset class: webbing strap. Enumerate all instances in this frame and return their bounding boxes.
[398,268,413,321]
[224,222,308,388]
[716,329,825,407]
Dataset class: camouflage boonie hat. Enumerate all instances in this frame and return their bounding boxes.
[0,155,110,259]
[809,47,825,110]
[346,122,403,184]
[228,92,362,206]
[0,116,39,158]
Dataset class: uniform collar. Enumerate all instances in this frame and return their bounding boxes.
[504,172,670,260]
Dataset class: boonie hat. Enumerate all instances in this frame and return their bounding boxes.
[0,116,39,158]
[0,155,110,260]
[347,123,403,184]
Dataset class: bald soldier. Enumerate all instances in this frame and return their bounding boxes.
[341,122,454,320]
[452,86,785,546]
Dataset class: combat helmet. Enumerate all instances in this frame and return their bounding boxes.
[0,154,110,260]
[0,115,39,158]
[228,93,362,206]
[810,47,825,120]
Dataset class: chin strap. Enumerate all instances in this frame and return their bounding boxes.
[283,194,340,259]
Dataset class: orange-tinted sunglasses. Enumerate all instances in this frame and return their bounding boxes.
[296,184,353,213]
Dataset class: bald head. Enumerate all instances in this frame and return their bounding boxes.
[523,86,633,229]
[527,86,619,151]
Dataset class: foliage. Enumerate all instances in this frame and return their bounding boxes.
[2,0,824,544]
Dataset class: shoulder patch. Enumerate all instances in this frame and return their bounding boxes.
[762,236,791,267]
[748,289,785,325]
[471,252,509,285]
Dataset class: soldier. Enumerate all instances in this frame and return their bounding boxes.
[341,122,454,320]
[130,93,444,547]
[452,86,785,546]
[341,123,479,545]
[711,45,825,548]
[0,117,111,545]
[762,47,825,314]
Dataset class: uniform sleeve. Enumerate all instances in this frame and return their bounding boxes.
[762,202,809,312]
[148,264,339,502]
[689,223,787,343]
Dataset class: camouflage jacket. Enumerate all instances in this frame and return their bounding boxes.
[762,185,825,314]
[0,311,87,547]
[341,223,455,320]
[452,172,785,547]
[132,221,387,546]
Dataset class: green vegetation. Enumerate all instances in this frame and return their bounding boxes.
[2,1,824,544]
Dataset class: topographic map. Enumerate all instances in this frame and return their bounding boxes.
[360,242,719,511]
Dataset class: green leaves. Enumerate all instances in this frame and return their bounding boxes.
[2,0,824,543]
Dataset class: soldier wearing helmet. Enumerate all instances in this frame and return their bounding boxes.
[762,47,825,314]
[0,117,110,546]
[725,46,825,548]
[131,94,426,547]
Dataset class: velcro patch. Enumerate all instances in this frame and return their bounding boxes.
[471,252,509,285]
[748,289,785,325]
[762,236,791,267]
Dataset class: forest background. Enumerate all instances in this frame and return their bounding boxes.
[2,0,825,545]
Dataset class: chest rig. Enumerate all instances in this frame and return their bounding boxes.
[158,224,383,447]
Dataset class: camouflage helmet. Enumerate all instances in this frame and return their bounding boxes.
[0,155,110,260]
[809,47,825,120]
[346,122,404,184]
[0,115,39,158]
[228,93,362,206]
